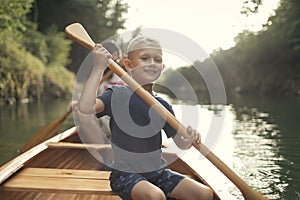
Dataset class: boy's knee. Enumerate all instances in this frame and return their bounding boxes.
[203,187,214,200]
[144,188,166,200]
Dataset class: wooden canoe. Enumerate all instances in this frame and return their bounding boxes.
[0,127,234,199]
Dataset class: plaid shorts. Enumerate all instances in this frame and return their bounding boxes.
[109,169,185,200]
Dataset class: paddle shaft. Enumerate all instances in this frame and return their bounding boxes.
[65,23,268,199]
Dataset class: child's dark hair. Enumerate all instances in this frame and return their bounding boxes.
[102,41,121,58]
[102,41,121,79]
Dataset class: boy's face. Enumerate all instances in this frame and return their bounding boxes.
[125,48,164,85]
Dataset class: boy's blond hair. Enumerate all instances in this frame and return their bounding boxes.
[127,35,162,58]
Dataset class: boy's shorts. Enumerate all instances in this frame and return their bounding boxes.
[109,169,185,200]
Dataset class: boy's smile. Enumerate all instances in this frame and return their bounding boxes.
[143,64,159,75]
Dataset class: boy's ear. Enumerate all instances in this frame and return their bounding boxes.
[123,58,132,72]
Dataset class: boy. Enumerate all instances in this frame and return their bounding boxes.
[78,35,213,200]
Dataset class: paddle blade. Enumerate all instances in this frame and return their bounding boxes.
[65,23,95,50]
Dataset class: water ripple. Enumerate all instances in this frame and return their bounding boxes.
[229,106,291,200]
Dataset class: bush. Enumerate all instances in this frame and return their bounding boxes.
[0,37,45,103]
[0,33,75,105]
[43,64,74,98]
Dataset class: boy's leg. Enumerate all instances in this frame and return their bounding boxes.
[131,180,166,200]
[169,177,214,200]
[110,172,166,200]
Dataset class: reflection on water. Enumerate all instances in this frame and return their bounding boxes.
[0,96,299,199]
[228,96,300,200]
[231,107,289,199]
[0,98,74,166]
[168,101,299,200]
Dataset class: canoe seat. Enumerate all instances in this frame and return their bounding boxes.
[2,167,117,196]
[47,142,112,150]
[47,142,168,149]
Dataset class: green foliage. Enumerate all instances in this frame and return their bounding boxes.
[0,0,34,43]
[0,39,45,102]
[211,0,300,96]
[32,0,127,39]
[0,0,128,105]
[43,64,74,98]
[241,0,263,15]
[30,0,128,72]
[22,22,49,63]
[22,24,71,66]
[42,26,74,98]
[0,36,74,104]
[44,26,71,66]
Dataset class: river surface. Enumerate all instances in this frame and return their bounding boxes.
[0,96,299,199]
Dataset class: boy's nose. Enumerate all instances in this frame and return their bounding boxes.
[150,58,156,64]
[149,58,154,64]
[147,64,157,69]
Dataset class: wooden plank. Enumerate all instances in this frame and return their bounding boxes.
[2,175,114,195]
[47,142,112,150]
[19,168,111,180]
[0,190,122,200]
[2,167,115,195]
[47,142,168,149]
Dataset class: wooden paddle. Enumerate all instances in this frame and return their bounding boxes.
[65,23,268,200]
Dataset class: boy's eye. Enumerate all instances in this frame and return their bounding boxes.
[155,57,162,62]
[140,55,162,63]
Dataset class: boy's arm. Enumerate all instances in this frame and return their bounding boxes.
[172,125,201,150]
[75,44,112,144]
[78,44,112,114]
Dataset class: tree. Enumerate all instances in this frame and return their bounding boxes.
[28,0,128,72]
[0,0,33,43]
[159,0,300,97]
[0,0,77,104]
[241,0,263,15]
[212,0,300,96]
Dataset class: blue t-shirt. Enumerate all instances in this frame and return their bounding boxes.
[97,85,177,173]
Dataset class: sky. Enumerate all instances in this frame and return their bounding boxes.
[120,0,279,68]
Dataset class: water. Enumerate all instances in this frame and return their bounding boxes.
[0,98,74,165]
[0,96,299,199]
[228,95,300,199]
